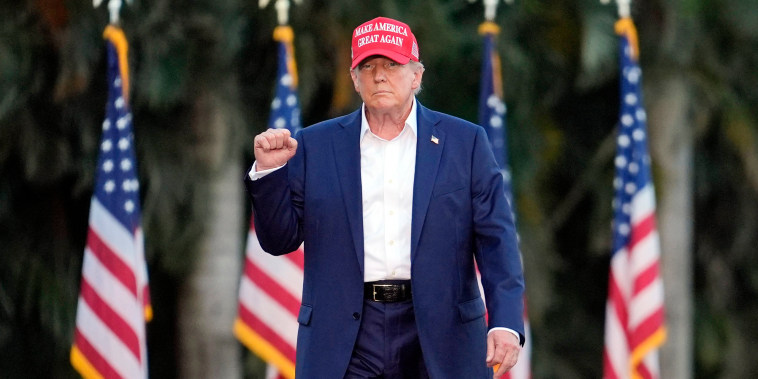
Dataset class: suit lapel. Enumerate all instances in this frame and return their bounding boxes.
[411,104,444,262]
[333,109,366,275]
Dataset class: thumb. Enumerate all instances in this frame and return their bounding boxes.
[287,137,298,152]
[486,333,494,363]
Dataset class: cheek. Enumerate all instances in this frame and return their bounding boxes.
[353,80,366,93]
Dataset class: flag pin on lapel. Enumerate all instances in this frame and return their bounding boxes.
[431,135,439,144]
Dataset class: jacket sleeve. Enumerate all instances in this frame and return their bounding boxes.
[470,126,526,344]
[243,132,305,255]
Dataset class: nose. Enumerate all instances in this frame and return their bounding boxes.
[373,66,387,82]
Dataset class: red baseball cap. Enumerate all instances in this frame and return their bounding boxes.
[351,17,420,69]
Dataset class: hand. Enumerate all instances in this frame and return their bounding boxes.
[486,330,520,379]
[254,128,298,171]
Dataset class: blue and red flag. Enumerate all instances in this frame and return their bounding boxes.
[71,25,151,379]
[234,25,304,379]
[478,21,531,379]
[603,17,666,379]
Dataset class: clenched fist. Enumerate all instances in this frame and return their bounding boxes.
[254,128,298,171]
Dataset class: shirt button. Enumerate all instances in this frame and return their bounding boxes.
[389,210,395,216]
[353,312,360,320]
[391,270,396,277]
[389,240,394,246]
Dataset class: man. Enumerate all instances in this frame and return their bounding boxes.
[246,16,524,379]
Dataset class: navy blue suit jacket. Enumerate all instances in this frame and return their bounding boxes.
[245,103,524,378]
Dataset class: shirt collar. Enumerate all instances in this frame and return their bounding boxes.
[360,98,418,141]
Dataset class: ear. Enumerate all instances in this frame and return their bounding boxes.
[411,67,424,90]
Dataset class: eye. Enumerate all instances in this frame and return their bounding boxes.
[360,63,374,71]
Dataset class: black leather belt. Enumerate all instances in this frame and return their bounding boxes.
[364,280,412,302]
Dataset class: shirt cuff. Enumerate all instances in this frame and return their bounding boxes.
[488,327,522,345]
[248,161,286,181]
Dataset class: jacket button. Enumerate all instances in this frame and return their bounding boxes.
[352,312,360,320]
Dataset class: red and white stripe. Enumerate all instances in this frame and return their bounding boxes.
[71,199,149,379]
[604,184,666,379]
[235,221,303,379]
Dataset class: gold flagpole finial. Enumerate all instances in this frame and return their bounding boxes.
[260,0,302,26]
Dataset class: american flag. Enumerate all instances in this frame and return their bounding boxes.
[71,25,151,379]
[603,18,666,379]
[477,21,531,379]
[234,25,303,379]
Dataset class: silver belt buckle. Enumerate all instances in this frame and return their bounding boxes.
[372,284,393,302]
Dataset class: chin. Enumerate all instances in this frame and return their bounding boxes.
[370,102,397,110]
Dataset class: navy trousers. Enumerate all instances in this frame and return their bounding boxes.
[344,299,430,379]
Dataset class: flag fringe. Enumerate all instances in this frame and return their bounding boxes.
[615,18,639,61]
[274,25,299,88]
[630,327,666,379]
[478,21,501,36]
[234,318,296,379]
[102,25,130,102]
[144,304,153,322]
[71,345,105,379]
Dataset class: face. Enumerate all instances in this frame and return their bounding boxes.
[350,56,423,114]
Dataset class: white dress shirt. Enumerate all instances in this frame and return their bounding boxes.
[359,100,417,282]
